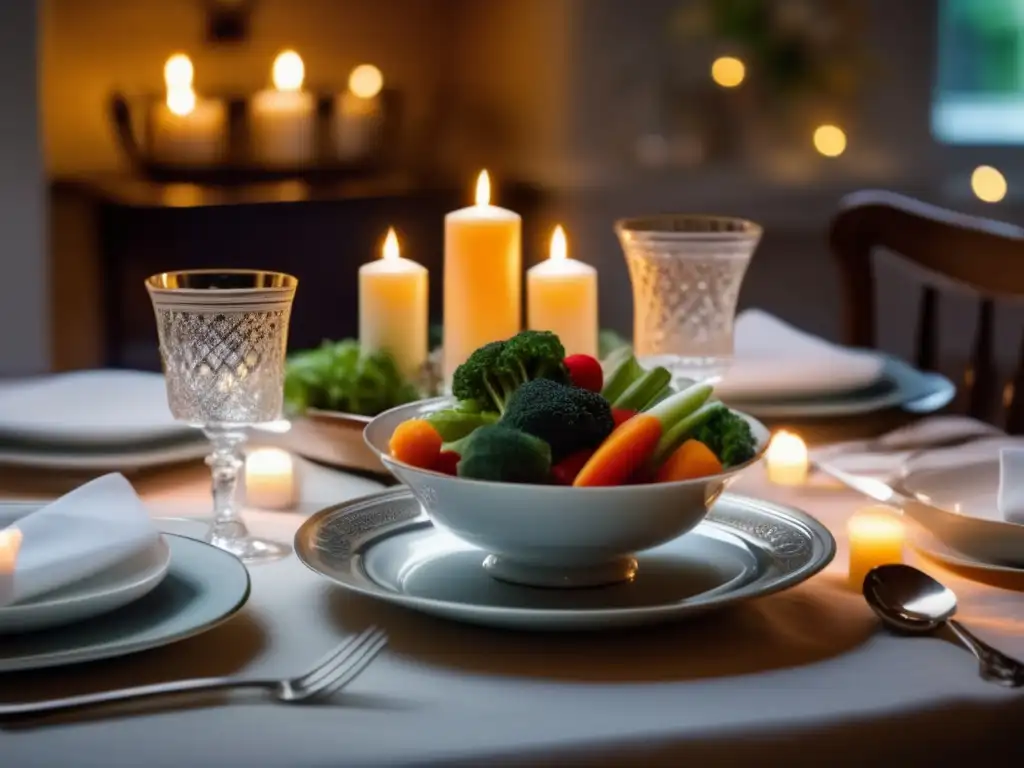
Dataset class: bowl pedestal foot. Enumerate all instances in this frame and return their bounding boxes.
[481,554,639,588]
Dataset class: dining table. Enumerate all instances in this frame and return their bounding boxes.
[4,441,1024,767]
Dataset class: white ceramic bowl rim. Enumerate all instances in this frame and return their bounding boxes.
[364,396,769,492]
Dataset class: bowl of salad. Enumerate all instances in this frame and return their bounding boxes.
[281,340,434,474]
[364,331,769,588]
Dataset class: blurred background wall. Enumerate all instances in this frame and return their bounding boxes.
[1,1,47,376]
[21,0,1024,373]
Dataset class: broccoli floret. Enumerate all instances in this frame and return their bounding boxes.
[457,424,552,484]
[501,378,614,463]
[500,330,569,385]
[451,341,509,410]
[450,331,569,414]
[693,408,757,468]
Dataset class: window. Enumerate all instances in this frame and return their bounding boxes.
[933,0,1024,144]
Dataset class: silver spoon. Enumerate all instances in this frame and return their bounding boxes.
[863,563,1024,687]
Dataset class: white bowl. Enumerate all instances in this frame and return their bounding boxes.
[897,438,1024,566]
[364,397,769,588]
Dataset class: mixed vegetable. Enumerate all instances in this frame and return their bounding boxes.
[388,330,758,486]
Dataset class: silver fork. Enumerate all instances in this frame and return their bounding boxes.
[0,627,387,720]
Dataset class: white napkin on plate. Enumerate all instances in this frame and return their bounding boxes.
[719,309,885,400]
[812,416,1004,483]
[0,473,160,607]
[998,447,1024,524]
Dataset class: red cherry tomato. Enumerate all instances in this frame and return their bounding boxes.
[564,354,603,392]
[550,448,596,485]
[434,450,460,476]
[612,408,637,428]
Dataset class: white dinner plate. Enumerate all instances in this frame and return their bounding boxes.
[0,503,172,634]
[0,437,210,472]
[907,522,1024,576]
[295,489,835,632]
[893,439,1024,567]
[725,355,955,419]
[0,533,250,673]
[0,370,191,447]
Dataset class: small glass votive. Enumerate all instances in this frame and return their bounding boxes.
[847,505,904,590]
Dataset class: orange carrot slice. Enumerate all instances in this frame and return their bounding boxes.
[654,439,723,483]
[573,413,663,487]
[389,419,443,470]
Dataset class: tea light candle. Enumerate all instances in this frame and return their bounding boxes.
[847,505,904,589]
[765,430,809,485]
[151,53,226,166]
[443,170,522,384]
[251,50,316,166]
[0,527,22,576]
[359,227,429,378]
[245,448,298,510]
[334,64,383,161]
[527,225,598,357]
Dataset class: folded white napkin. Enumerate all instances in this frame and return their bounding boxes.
[719,309,885,400]
[811,416,1004,483]
[998,448,1024,525]
[0,473,159,607]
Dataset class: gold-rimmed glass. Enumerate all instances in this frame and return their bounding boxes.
[146,269,297,564]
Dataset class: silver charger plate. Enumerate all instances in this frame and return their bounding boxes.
[0,534,250,673]
[726,355,955,419]
[295,488,836,631]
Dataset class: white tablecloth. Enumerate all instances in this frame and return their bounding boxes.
[6,460,1024,767]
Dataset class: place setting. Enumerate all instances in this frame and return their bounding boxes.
[2,191,1022,754]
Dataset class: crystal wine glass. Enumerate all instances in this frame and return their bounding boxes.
[616,215,762,386]
[146,269,298,564]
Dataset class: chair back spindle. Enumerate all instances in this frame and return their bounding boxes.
[830,190,1024,431]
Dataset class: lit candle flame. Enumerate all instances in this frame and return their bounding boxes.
[474,170,490,207]
[382,228,400,261]
[349,64,384,99]
[272,50,305,92]
[549,225,567,262]
[166,87,197,117]
[164,53,194,91]
[0,526,23,575]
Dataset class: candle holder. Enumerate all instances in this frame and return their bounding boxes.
[109,87,401,184]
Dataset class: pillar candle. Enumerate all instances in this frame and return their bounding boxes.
[251,50,316,166]
[847,505,904,589]
[527,225,598,357]
[151,53,225,166]
[443,170,521,384]
[152,90,226,166]
[333,64,383,161]
[359,228,429,378]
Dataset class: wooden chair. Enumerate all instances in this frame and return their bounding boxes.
[829,189,1024,432]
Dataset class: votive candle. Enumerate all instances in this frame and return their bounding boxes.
[245,448,299,510]
[847,505,904,589]
[765,430,809,485]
